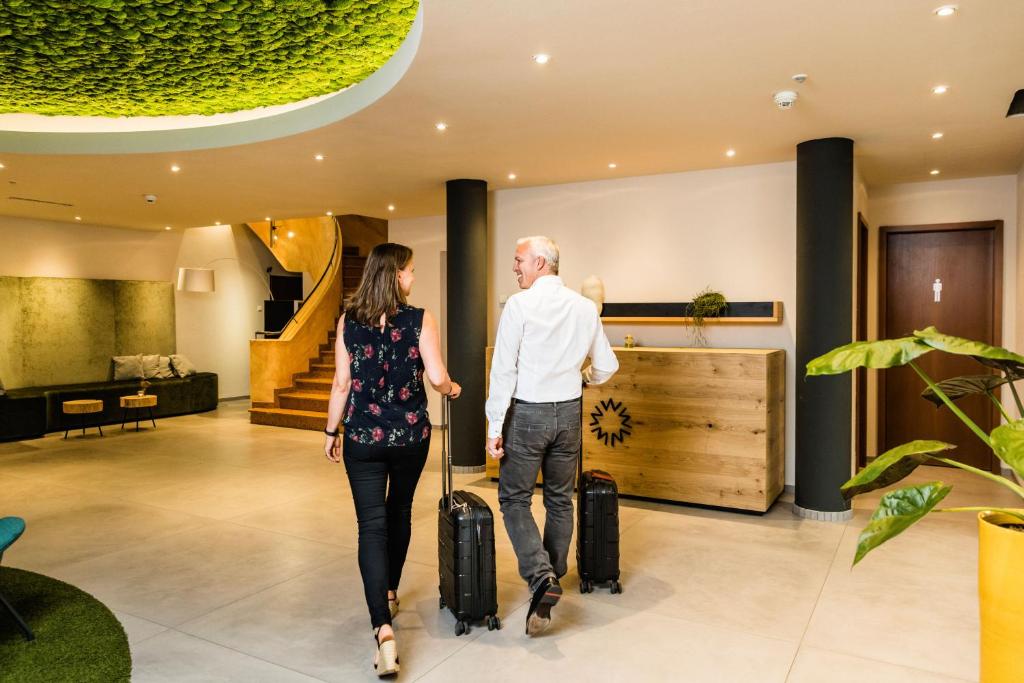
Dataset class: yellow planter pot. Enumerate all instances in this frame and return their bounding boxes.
[978,511,1024,683]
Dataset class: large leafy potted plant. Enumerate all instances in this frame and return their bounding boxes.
[806,326,1024,683]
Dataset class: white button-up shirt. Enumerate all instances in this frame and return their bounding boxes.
[486,275,619,439]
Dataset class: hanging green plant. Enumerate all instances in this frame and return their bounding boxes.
[0,0,418,117]
[686,287,727,346]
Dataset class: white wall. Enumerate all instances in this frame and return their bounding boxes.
[0,215,182,279]
[0,215,283,400]
[388,215,447,422]
[866,175,1020,448]
[174,224,283,399]
[387,163,795,484]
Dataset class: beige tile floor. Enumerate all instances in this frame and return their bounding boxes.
[1,399,1017,682]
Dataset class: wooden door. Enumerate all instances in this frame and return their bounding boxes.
[879,221,1002,472]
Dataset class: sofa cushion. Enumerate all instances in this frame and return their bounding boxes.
[112,354,144,381]
[141,354,161,379]
[155,356,175,379]
[170,354,197,377]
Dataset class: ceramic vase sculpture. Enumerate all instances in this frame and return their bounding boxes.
[581,275,605,315]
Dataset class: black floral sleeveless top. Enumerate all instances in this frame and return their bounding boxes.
[343,304,431,446]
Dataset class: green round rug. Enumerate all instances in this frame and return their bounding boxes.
[0,567,130,682]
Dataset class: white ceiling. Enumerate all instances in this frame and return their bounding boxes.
[1,0,1023,231]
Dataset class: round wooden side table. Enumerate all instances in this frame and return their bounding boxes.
[120,394,158,432]
[62,399,104,439]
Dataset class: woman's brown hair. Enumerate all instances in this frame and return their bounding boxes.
[345,242,413,327]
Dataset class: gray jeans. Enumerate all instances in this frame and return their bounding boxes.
[498,397,581,594]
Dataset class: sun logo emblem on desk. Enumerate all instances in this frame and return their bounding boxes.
[589,398,632,447]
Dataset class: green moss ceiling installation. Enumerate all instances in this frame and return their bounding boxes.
[0,0,419,117]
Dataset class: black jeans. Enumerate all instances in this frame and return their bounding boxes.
[498,397,581,594]
[343,437,430,629]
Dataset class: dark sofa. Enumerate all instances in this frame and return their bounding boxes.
[0,372,218,441]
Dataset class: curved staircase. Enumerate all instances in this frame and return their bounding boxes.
[248,214,380,431]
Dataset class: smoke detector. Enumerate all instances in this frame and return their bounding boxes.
[773,90,799,110]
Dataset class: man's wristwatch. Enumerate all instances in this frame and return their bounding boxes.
[324,427,339,437]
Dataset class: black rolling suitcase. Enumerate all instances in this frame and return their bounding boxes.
[576,416,622,594]
[437,396,501,635]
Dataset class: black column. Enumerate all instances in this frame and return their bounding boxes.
[795,138,854,516]
[446,179,487,470]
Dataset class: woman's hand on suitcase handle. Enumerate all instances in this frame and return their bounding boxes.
[448,381,462,399]
[486,436,504,459]
[324,434,342,463]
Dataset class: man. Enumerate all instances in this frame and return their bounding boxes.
[486,235,619,636]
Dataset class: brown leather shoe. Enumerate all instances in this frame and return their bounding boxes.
[525,577,562,636]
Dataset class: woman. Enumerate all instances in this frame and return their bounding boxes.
[324,242,460,677]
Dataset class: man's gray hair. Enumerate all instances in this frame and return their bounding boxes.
[516,235,560,274]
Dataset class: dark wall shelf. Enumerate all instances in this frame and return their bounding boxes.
[600,301,782,324]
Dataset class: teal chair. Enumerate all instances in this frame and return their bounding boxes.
[0,517,33,641]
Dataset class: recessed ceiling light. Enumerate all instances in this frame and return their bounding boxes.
[74,215,81,221]
[725,149,736,158]
[932,132,944,139]
[608,162,617,169]
[435,122,448,131]
[934,5,957,17]
[326,210,333,216]
[170,164,181,173]
[314,154,324,161]
[164,226,172,230]
[264,216,271,221]
[387,204,396,211]
[930,169,941,175]
[287,230,295,238]
[508,173,517,180]
[532,53,550,65]
[214,220,221,225]
[932,85,949,95]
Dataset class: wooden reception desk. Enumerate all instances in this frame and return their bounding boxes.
[485,347,785,512]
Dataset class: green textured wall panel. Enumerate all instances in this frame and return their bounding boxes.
[0,277,24,388]
[20,278,116,386]
[114,281,175,357]
[3,277,175,389]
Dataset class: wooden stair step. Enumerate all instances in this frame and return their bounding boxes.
[297,369,333,379]
[250,407,328,431]
[311,363,335,372]
[295,377,332,391]
[278,391,329,411]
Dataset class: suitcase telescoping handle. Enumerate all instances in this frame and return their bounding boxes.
[441,394,454,511]
[578,398,584,488]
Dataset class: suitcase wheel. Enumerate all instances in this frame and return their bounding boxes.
[580,580,593,594]
[610,580,623,594]
[455,620,469,636]
[439,596,445,610]
[486,615,501,631]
